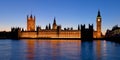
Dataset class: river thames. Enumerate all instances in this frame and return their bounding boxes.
[0,39,120,60]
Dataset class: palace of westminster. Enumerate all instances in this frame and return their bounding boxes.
[10,10,102,39]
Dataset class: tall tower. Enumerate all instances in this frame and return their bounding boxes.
[27,14,36,31]
[96,10,102,38]
[52,17,57,29]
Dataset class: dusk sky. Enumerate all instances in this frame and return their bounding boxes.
[0,0,120,34]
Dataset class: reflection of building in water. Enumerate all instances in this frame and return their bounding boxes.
[81,41,94,60]
[50,40,60,60]
[11,40,26,60]
[96,40,101,60]
[11,10,102,39]
[26,40,35,60]
[61,40,81,60]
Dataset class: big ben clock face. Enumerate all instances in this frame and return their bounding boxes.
[98,19,100,21]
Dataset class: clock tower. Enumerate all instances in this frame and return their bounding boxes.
[96,10,102,38]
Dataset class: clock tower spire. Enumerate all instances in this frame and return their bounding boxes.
[96,10,102,38]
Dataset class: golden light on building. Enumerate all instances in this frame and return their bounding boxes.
[15,10,103,39]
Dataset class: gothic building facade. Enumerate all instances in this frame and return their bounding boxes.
[81,24,93,39]
[27,15,35,31]
[12,11,102,39]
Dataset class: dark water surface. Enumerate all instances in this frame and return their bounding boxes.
[0,39,120,60]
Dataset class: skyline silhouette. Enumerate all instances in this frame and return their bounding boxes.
[0,0,120,35]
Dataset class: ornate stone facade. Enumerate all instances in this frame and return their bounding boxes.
[27,15,35,31]
[16,11,102,39]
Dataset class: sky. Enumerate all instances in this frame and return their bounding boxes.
[0,0,120,34]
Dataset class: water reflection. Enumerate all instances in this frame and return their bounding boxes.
[81,41,94,60]
[26,40,35,60]
[34,40,81,60]
[0,39,120,60]
[95,40,101,60]
[59,40,81,60]
[0,40,11,60]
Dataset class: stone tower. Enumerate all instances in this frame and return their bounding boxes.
[52,17,57,29]
[96,10,102,38]
[27,14,35,31]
